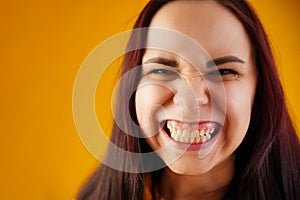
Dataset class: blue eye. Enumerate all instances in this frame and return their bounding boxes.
[205,68,239,82]
[150,69,177,75]
[147,68,179,81]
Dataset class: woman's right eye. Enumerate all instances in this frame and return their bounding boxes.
[149,68,177,75]
[146,68,179,81]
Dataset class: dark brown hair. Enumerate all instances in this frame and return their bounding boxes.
[78,0,300,199]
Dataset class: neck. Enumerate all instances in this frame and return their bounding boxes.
[159,155,235,200]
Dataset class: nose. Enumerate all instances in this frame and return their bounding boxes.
[173,75,210,111]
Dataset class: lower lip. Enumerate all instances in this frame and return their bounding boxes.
[162,128,221,151]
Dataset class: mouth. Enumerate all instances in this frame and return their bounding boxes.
[162,120,221,145]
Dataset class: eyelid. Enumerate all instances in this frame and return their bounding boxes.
[142,56,179,68]
[142,62,243,82]
[142,63,179,73]
[147,68,178,75]
[204,67,240,82]
[141,63,180,81]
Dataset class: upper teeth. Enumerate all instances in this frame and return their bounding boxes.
[167,122,215,143]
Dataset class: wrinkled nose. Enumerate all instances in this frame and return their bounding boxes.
[173,76,210,111]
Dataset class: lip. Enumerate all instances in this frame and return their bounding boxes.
[161,120,222,151]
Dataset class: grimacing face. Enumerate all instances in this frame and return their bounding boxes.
[135,1,257,175]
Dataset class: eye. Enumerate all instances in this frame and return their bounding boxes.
[205,68,239,82]
[147,68,179,81]
[149,68,177,75]
[218,68,238,76]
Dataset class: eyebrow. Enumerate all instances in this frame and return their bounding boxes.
[207,55,245,68]
[143,55,245,68]
[143,57,179,67]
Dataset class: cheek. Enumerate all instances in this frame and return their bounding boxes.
[135,84,173,126]
[224,84,255,142]
[227,96,252,130]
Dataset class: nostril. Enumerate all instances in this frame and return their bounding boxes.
[195,91,210,105]
[172,93,181,106]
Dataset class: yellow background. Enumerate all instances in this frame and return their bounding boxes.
[1,0,299,199]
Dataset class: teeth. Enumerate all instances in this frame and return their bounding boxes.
[179,137,184,142]
[206,133,211,140]
[174,134,179,141]
[183,129,190,138]
[184,137,189,143]
[190,137,195,143]
[167,123,216,143]
[178,129,183,136]
[191,130,198,142]
[199,129,205,137]
[171,130,176,138]
[200,137,206,143]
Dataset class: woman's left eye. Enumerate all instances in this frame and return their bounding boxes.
[205,68,239,82]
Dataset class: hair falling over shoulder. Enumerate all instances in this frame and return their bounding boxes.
[77,0,300,199]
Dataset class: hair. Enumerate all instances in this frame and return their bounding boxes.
[77,0,300,199]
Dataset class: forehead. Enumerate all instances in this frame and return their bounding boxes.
[146,0,252,59]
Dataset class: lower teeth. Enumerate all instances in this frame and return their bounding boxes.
[170,133,212,143]
[168,129,213,143]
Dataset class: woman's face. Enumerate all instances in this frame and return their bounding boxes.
[135,0,257,175]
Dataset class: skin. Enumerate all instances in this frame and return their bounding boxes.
[135,0,257,199]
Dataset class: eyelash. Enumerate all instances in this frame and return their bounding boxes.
[205,68,239,82]
[146,68,179,81]
[208,68,238,75]
[148,69,178,76]
[146,67,239,82]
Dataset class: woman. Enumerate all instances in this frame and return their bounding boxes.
[78,0,300,199]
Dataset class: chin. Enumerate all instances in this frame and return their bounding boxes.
[167,154,216,175]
